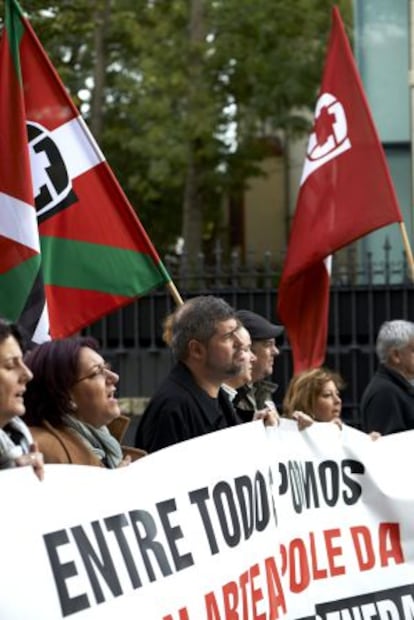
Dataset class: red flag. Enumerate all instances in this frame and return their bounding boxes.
[0,0,43,337]
[277,6,403,374]
[0,0,171,341]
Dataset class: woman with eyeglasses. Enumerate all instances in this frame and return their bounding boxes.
[23,337,146,467]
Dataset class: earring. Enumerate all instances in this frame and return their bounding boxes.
[69,400,78,412]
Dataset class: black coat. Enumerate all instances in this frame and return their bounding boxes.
[360,364,414,435]
[134,361,240,453]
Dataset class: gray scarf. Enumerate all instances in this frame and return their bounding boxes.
[0,417,33,469]
[63,414,123,468]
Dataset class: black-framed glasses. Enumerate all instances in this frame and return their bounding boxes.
[74,362,113,384]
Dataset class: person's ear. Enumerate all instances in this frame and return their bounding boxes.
[188,338,205,360]
[388,348,401,366]
[67,388,78,412]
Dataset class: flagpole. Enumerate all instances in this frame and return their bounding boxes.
[166,280,185,306]
[399,222,414,283]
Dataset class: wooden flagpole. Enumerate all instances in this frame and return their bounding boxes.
[166,280,185,306]
[399,222,414,283]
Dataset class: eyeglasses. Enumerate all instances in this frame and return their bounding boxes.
[74,362,113,384]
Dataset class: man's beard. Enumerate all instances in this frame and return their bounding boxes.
[205,354,243,378]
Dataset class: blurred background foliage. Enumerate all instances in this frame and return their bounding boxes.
[0,0,352,256]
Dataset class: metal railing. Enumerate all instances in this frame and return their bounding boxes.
[85,241,413,429]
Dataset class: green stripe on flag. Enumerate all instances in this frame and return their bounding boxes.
[0,254,40,321]
[40,236,167,296]
[6,0,25,82]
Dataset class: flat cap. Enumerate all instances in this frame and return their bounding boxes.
[236,310,284,341]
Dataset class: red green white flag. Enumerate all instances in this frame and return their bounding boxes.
[0,0,171,341]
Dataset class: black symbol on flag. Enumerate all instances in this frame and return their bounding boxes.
[27,122,78,222]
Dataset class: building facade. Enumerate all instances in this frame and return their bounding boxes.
[353,0,412,278]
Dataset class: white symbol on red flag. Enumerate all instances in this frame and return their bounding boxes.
[301,92,351,185]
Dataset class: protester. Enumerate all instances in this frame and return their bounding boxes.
[135,296,278,453]
[233,309,284,421]
[360,319,414,435]
[222,325,279,425]
[134,296,243,452]
[221,326,256,401]
[161,309,177,346]
[24,337,146,467]
[283,367,381,438]
[283,367,344,428]
[0,318,44,480]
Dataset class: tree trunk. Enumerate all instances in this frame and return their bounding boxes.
[182,149,203,262]
[182,0,204,264]
[90,0,111,140]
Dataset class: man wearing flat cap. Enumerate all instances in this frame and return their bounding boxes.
[234,309,284,422]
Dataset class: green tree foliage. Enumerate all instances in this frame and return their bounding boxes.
[0,0,352,256]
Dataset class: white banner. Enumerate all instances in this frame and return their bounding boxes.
[1,421,414,620]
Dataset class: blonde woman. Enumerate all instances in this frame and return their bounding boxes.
[283,367,344,425]
[283,367,380,438]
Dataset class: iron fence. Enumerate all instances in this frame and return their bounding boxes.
[84,242,413,430]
